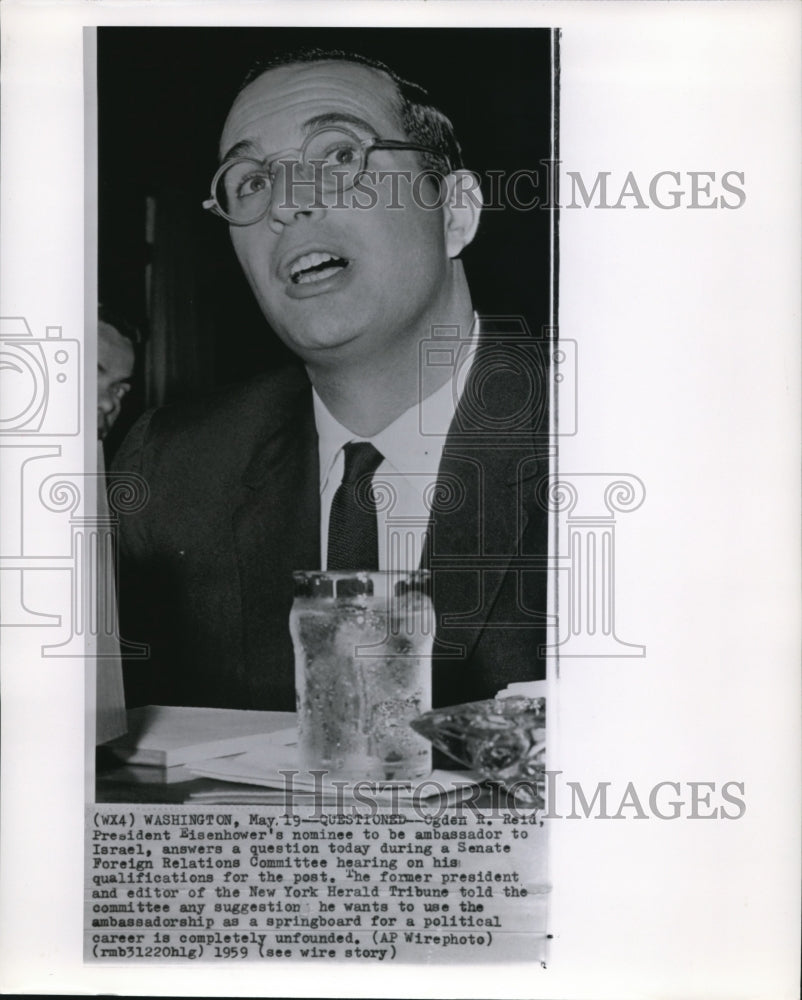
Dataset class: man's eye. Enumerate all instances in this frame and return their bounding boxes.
[237,173,269,199]
[324,143,359,167]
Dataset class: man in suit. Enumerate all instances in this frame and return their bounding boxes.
[113,49,549,711]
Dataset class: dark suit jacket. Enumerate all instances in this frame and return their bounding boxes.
[112,324,551,711]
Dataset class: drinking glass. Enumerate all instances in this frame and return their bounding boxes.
[290,570,434,781]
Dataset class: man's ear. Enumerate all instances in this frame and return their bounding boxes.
[441,170,483,258]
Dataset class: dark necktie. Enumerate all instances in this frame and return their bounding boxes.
[327,441,384,571]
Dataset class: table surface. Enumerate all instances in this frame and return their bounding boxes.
[95,747,516,808]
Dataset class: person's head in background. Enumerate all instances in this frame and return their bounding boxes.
[97,306,138,441]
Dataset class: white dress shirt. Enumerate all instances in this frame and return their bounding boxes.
[314,320,479,571]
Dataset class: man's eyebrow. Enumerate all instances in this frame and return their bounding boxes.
[220,113,381,163]
[302,112,380,136]
[220,138,262,164]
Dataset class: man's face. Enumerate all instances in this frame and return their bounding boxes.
[219,61,455,367]
[97,321,135,439]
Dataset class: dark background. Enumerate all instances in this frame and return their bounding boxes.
[97,27,555,449]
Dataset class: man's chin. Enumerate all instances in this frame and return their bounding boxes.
[273,313,367,363]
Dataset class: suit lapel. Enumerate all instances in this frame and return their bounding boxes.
[427,320,546,664]
[232,375,320,708]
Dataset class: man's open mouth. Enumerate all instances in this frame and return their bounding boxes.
[289,252,349,285]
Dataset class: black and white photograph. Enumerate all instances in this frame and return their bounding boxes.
[97,25,556,721]
[0,1,799,997]
[89,27,556,966]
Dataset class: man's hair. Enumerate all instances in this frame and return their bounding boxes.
[98,304,143,348]
[238,48,464,175]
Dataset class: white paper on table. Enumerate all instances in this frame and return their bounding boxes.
[188,746,479,803]
[495,680,548,700]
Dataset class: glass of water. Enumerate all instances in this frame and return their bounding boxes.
[290,570,434,782]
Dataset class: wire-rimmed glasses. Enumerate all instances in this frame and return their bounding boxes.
[202,125,449,226]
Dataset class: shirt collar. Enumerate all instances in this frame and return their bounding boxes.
[313,392,353,494]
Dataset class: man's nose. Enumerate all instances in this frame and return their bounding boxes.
[265,159,327,232]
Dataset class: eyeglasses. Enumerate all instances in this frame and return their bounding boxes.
[202,125,449,226]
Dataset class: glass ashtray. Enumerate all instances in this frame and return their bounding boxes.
[411,695,546,807]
